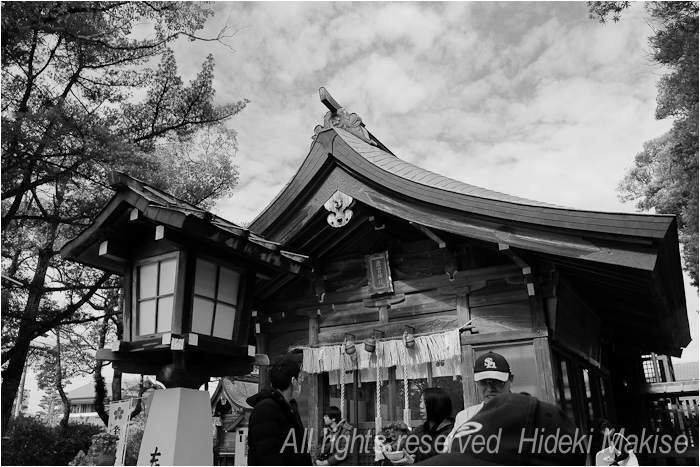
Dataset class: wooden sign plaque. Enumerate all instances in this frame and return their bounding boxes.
[365,251,394,296]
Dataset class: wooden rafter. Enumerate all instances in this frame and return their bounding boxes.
[409,221,450,250]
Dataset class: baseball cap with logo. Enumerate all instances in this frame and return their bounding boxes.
[418,393,586,465]
[473,351,511,382]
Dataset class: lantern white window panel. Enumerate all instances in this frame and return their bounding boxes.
[192,259,241,340]
[135,256,177,337]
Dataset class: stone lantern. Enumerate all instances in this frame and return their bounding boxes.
[61,171,313,465]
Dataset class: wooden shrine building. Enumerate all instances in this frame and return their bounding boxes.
[248,89,693,464]
[62,88,693,464]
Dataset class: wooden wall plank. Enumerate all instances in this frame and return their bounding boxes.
[470,300,531,334]
[256,264,522,313]
[317,315,459,346]
[469,284,529,308]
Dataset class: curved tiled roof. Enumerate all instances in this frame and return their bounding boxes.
[334,128,565,209]
[66,382,111,400]
[218,378,257,409]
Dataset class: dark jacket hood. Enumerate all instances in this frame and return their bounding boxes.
[246,389,281,407]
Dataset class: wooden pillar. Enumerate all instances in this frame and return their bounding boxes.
[528,280,547,329]
[462,345,478,407]
[457,292,477,408]
[533,337,556,404]
[307,315,321,460]
[352,370,360,465]
[529,281,555,404]
[255,315,270,390]
[660,355,674,382]
[650,353,662,382]
[388,367,397,422]
[457,293,470,327]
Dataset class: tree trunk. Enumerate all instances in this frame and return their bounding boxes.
[94,311,110,425]
[55,328,71,430]
[0,338,30,434]
[113,310,124,404]
[130,375,145,419]
[2,219,56,434]
[94,372,108,426]
[113,371,123,405]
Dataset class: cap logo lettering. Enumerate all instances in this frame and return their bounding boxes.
[453,420,483,439]
[484,357,497,369]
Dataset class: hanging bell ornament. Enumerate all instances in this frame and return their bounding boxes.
[345,338,356,355]
[403,331,415,349]
[365,335,377,353]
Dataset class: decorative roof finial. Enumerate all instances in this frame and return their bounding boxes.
[312,87,376,146]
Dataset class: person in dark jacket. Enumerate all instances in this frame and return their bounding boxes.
[411,387,454,463]
[381,388,454,465]
[246,360,312,466]
[315,406,355,466]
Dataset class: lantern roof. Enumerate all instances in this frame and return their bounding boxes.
[60,171,314,280]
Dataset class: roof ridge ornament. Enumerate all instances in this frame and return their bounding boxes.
[312,87,377,146]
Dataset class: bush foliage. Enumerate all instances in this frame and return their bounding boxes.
[2,416,103,466]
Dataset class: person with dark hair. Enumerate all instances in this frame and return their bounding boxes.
[381,388,454,465]
[246,360,312,465]
[315,406,355,466]
[411,387,454,462]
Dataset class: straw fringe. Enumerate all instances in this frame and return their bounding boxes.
[296,329,461,374]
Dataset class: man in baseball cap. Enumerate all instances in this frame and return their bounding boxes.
[447,351,514,445]
[418,392,587,465]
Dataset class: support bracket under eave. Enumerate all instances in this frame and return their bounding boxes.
[410,221,452,252]
[499,243,538,295]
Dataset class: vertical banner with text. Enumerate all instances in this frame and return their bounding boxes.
[108,399,135,466]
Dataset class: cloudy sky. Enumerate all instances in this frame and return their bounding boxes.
[170,1,698,361]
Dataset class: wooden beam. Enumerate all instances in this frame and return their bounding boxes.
[498,243,531,269]
[256,274,297,301]
[438,281,487,296]
[363,294,405,308]
[297,304,335,317]
[461,327,548,345]
[410,222,449,250]
[499,244,542,301]
[631,380,699,395]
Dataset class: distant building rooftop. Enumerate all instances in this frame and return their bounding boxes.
[674,362,699,381]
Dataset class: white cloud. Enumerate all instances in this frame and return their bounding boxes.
[328,53,429,116]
